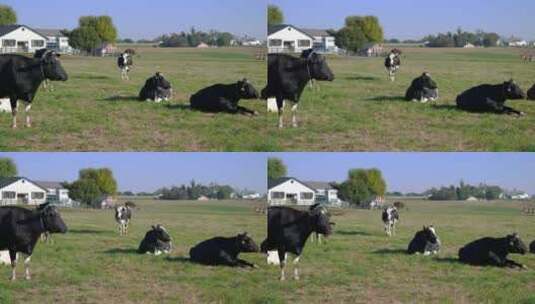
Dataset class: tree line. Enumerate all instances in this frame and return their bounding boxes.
[157,28,234,47]
[156,180,235,200]
[426,181,503,201]
[422,28,500,48]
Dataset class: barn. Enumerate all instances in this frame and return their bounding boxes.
[268,24,313,54]
[0,177,48,206]
[268,177,316,205]
[0,25,47,54]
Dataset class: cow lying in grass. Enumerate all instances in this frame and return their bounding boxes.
[527,84,535,100]
[458,233,528,269]
[456,80,527,116]
[190,79,260,115]
[407,225,441,255]
[138,225,172,255]
[405,72,439,103]
[189,232,259,267]
[139,72,172,102]
[530,240,535,254]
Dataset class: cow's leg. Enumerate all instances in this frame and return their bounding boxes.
[502,106,525,116]
[318,233,322,245]
[504,258,526,269]
[278,249,286,281]
[24,102,32,128]
[237,106,258,116]
[291,102,299,128]
[276,97,284,128]
[23,255,31,280]
[488,251,506,267]
[10,98,18,129]
[292,256,301,280]
[9,250,17,281]
[236,258,257,268]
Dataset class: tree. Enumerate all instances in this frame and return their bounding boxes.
[68,179,101,205]
[95,16,117,43]
[68,26,101,52]
[268,5,284,26]
[334,15,384,52]
[335,168,386,206]
[268,158,287,180]
[66,168,117,206]
[0,5,17,26]
[0,157,17,177]
[67,15,117,53]
[334,26,367,52]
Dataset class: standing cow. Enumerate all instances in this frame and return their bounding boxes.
[115,205,132,236]
[385,49,401,81]
[405,72,439,103]
[0,51,68,128]
[382,206,399,237]
[117,52,133,80]
[0,203,68,280]
[456,80,527,115]
[458,233,528,268]
[190,79,260,115]
[262,51,335,128]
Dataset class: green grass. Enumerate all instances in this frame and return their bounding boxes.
[267,47,535,151]
[1,199,534,303]
[0,47,266,151]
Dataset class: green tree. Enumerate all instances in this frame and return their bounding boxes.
[95,16,118,43]
[79,168,117,195]
[268,5,284,26]
[334,15,384,52]
[268,158,287,180]
[68,26,102,52]
[68,179,101,206]
[0,157,17,177]
[334,26,367,52]
[216,32,234,46]
[0,5,17,26]
[336,168,386,206]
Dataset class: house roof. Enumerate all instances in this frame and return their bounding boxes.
[0,176,48,191]
[35,181,65,189]
[268,177,316,192]
[268,24,314,39]
[303,181,336,190]
[0,24,48,40]
[300,28,332,38]
[35,28,66,37]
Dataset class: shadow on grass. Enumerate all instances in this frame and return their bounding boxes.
[69,229,107,235]
[431,104,459,111]
[165,104,191,111]
[336,230,373,236]
[104,248,139,255]
[433,257,461,265]
[366,95,405,102]
[165,256,191,263]
[72,74,111,80]
[345,75,380,81]
[372,248,407,255]
[101,95,139,102]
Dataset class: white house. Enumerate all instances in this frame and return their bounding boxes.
[509,40,528,47]
[0,25,47,54]
[511,192,530,200]
[0,177,48,206]
[242,193,262,199]
[268,177,316,205]
[35,28,72,53]
[35,181,73,206]
[304,181,343,206]
[301,28,338,54]
[268,24,313,54]
[242,39,262,47]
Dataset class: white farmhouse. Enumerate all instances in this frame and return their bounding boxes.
[268,24,313,54]
[35,181,73,206]
[509,40,528,47]
[268,177,315,205]
[35,28,72,53]
[301,28,338,54]
[0,177,48,206]
[511,192,530,200]
[304,181,343,206]
[0,25,47,53]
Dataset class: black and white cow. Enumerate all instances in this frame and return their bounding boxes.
[407,225,441,255]
[138,225,172,255]
[530,240,535,253]
[527,84,535,101]
[33,48,53,92]
[308,203,335,245]
[384,49,401,81]
[117,52,133,80]
[261,206,333,280]
[115,205,132,236]
[382,206,399,237]
[138,72,172,102]
[458,233,528,268]
[456,80,527,116]
[190,79,260,115]
[405,72,439,103]
[0,51,68,128]
[262,51,335,128]
[189,232,259,267]
[0,203,68,280]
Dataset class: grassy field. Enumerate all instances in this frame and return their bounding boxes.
[267,47,535,151]
[1,199,534,303]
[0,46,267,151]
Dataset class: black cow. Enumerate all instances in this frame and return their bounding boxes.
[308,203,335,244]
[139,72,172,102]
[405,72,439,103]
[527,84,535,101]
[189,232,259,267]
[138,225,172,255]
[530,240,535,253]
[0,51,68,128]
[0,203,68,280]
[190,79,260,115]
[262,51,335,128]
[407,225,441,255]
[33,48,53,92]
[261,206,333,280]
[456,80,527,115]
[458,233,528,268]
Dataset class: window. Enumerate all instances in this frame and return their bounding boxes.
[2,191,16,199]
[298,40,311,47]
[31,40,44,47]
[300,192,313,200]
[271,192,284,199]
[269,39,282,47]
[32,192,45,199]
[2,39,16,47]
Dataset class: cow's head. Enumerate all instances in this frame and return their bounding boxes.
[151,224,171,242]
[422,225,439,244]
[38,203,68,233]
[237,79,260,99]
[236,232,259,253]
[503,80,525,100]
[506,233,527,255]
[41,50,68,81]
[305,52,335,81]
[310,206,333,236]
[152,72,171,90]
[420,72,438,89]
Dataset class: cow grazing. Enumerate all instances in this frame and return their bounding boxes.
[138,225,172,255]
[261,206,333,280]
[33,48,53,92]
[382,206,399,237]
[0,51,68,128]
[527,84,535,101]
[0,203,68,280]
[189,232,259,267]
[190,79,260,115]
[530,240,535,253]
[405,72,439,103]
[139,72,172,102]
[456,80,527,116]
[458,233,528,268]
[117,52,133,80]
[407,225,441,255]
[385,50,401,81]
[262,51,335,128]
[115,205,132,236]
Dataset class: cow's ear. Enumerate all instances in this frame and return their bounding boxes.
[151,225,156,230]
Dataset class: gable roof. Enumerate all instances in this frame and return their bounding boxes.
[303,181,336,190]
[35,181,65,189]
[0,176,48,191]
[268,24,314,39]
[268,177,316,192]
[300,28,332,38]
[0,24,48,40]
[35,28,66,37]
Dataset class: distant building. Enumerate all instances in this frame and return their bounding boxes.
[359,43,385,57]
[268,24,313,54]
[0,24,47,53]
[301,28,338,54]
[35,181,74,206]
[268,177,316,205]
[35,28,73,54]
[466,196,479,201]
[463,43,476,48]
[511,193,530,200]
[0,177,48,206]
[92,195,115,209]
[197,42,210,48]
[95,43,117,56]
[303,181,344,206]
[242,193,262,199]
[509,40,528,47]
[241,39,262,47]
[197,195,210,201]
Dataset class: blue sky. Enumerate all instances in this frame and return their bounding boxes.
[2,0,265,39]
[270,0,535,40]
[0,153,267,193]
[269,153,535,195]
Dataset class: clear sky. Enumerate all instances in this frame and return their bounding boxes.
[269,153,535,195]
[2,0,265,39]
[270,0,535,40]
[0,153,267,193]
